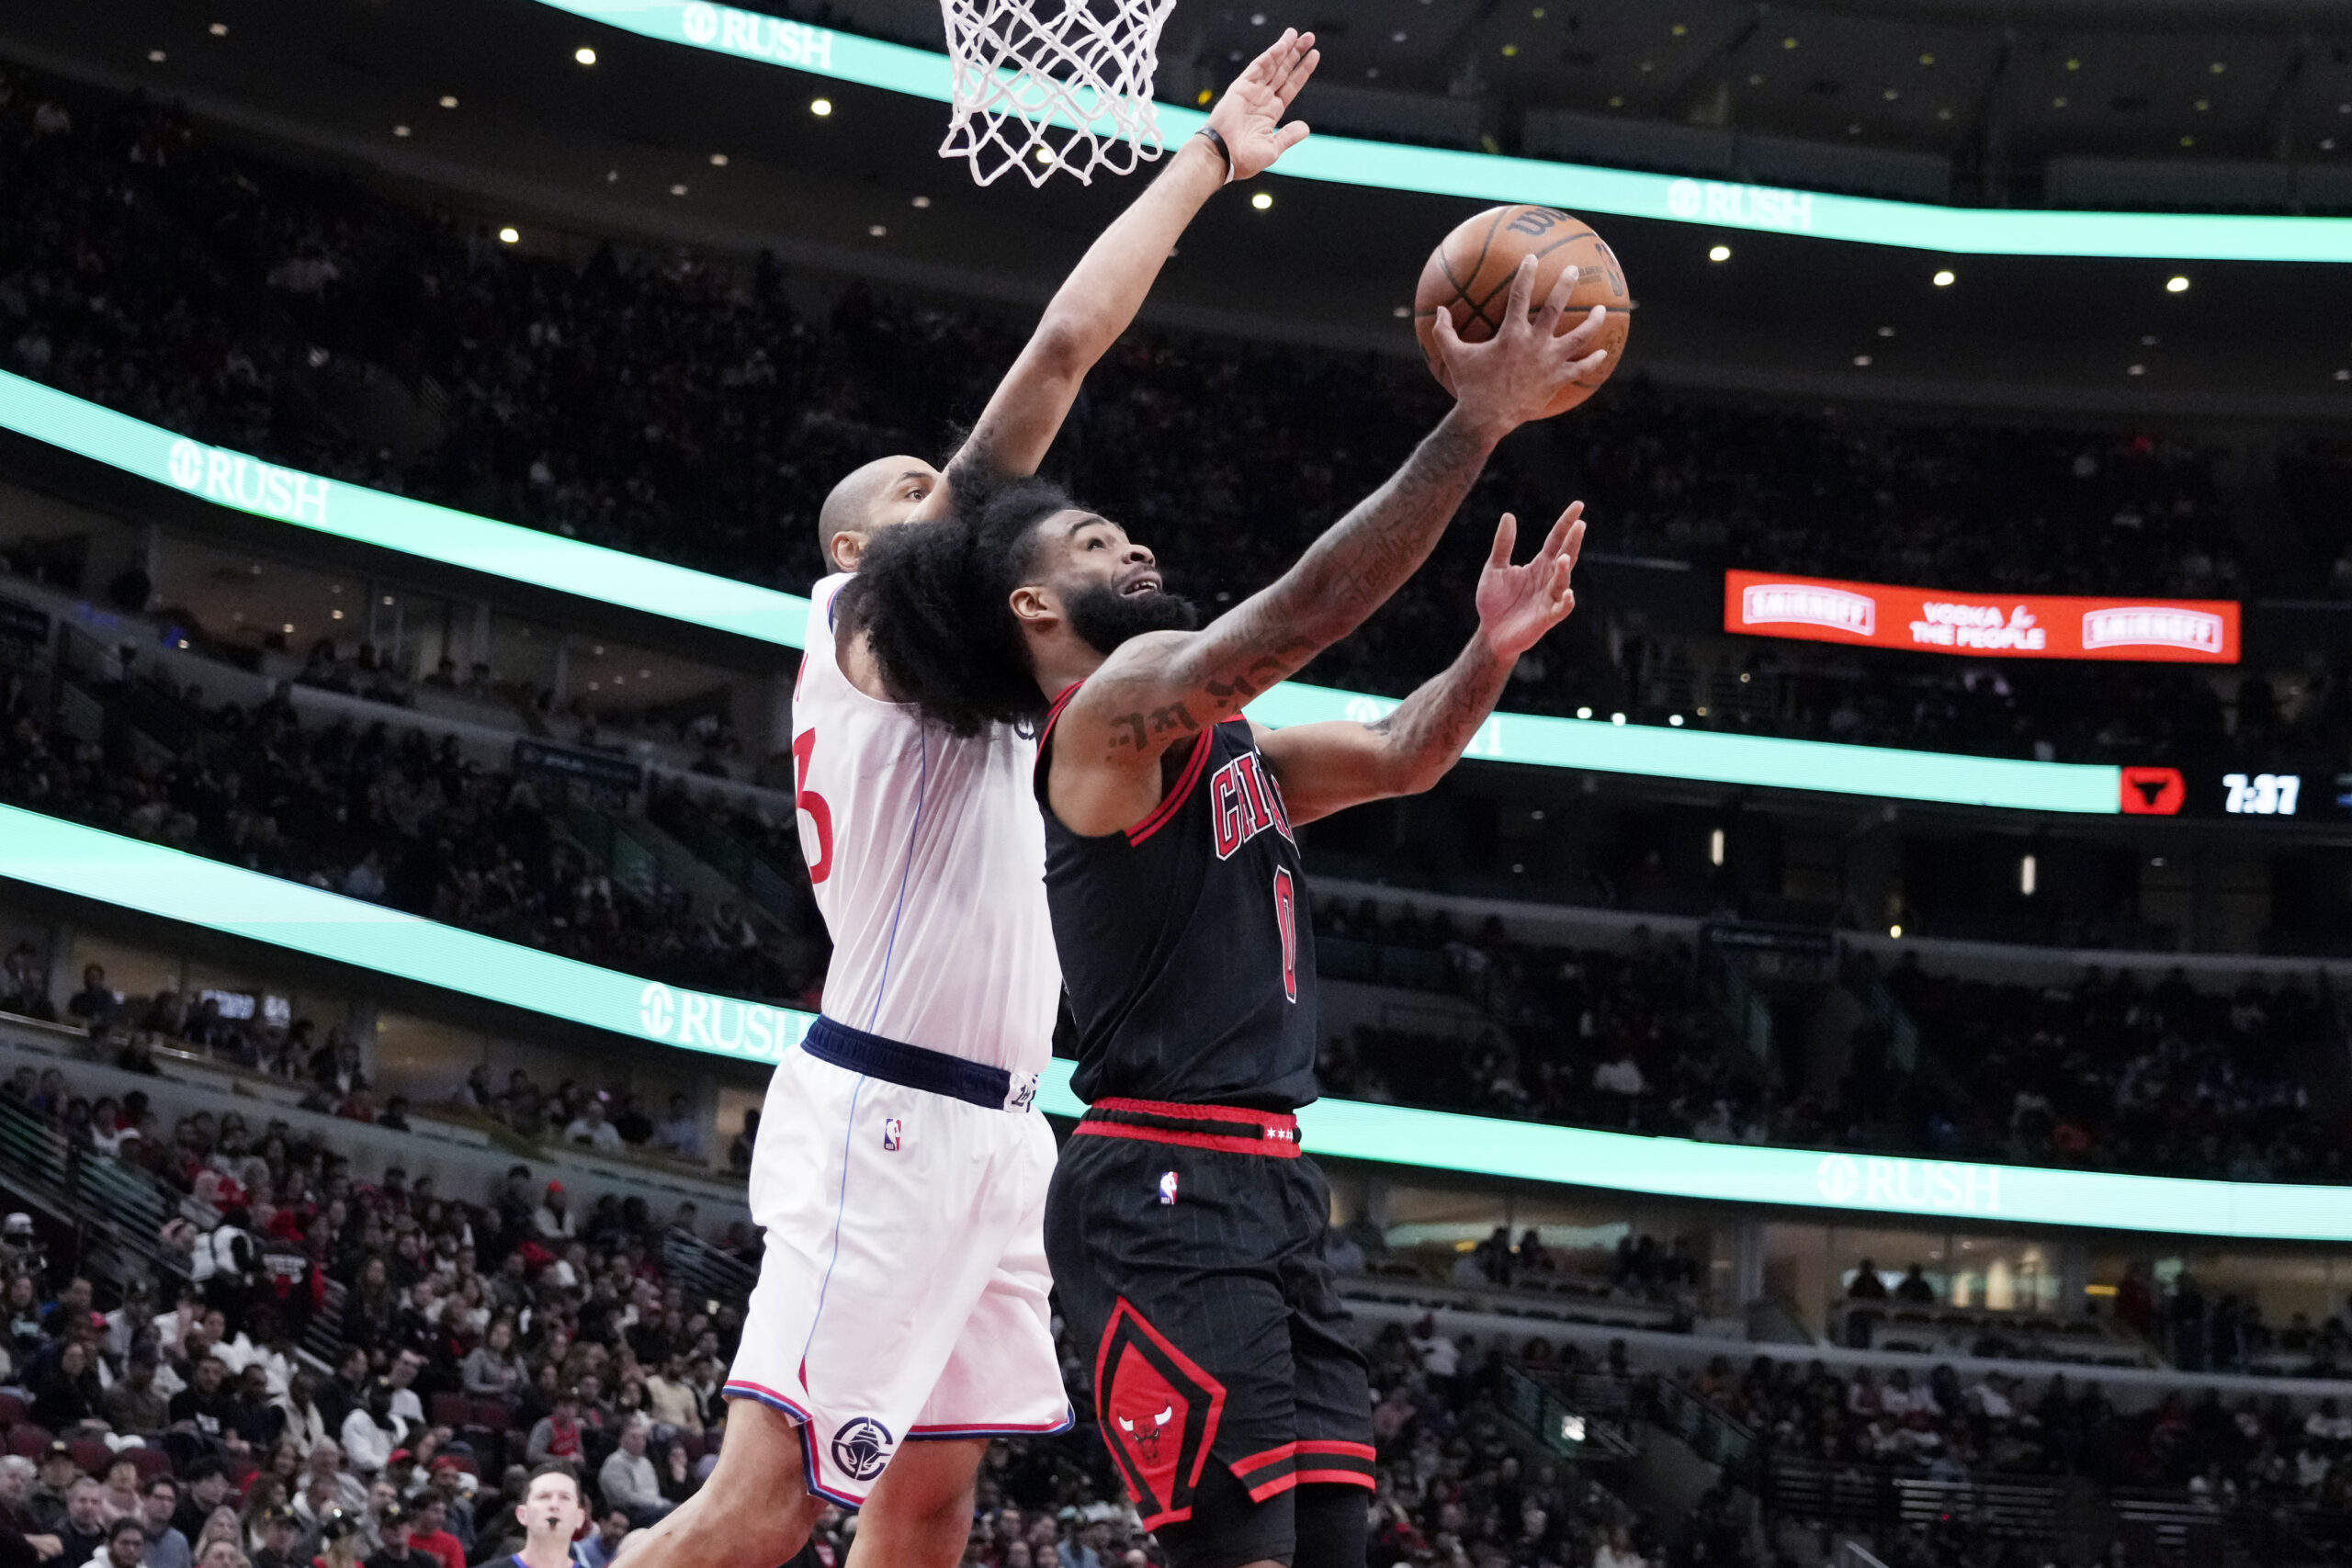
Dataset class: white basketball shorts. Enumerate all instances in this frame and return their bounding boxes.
[723,1029,1069,1506]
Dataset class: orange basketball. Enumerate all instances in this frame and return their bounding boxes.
[1413,205,1634,417]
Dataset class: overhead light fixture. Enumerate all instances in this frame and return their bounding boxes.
[1932,269,1956,287]
[1251,191,1274,209]
[810,97,832,116]
[1852,354,1872,367]
[1877,325,1895,336]
[392,125,412,138]
[670,183,688,196]
[2128,364,2146,376]
[1708,243,1731,261]
[2165,275,2189,292]
[497,227,519,243]
[147,49,166,62]
[867,223,888,237]
[439,95,458,108]
[209,22,227,36]
[1391,305,1410,318]
[910,195,932,208]
[574,46,596,65]
[709,152,729,165]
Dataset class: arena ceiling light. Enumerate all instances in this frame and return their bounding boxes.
[0,367,2124,814]
[524,0,2352,263]
[6,802,2350,1242]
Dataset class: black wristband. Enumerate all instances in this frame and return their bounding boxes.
[1194,126,1236,185]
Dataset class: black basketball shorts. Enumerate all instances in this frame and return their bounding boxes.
[1045,1099,1375,1539]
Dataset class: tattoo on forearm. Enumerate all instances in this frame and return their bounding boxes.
[1184,412,1496,717]
[1370,637,1514,781]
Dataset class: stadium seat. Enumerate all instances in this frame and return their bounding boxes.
[130,1449,173,1479]
[0,1393,25,1427]
[6,1426,51,1459]
[67,1438,109,1474]
[429,1392,469,1428]
[471,1400,513,1430]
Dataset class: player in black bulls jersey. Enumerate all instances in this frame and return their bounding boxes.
[849,258,1605,1568]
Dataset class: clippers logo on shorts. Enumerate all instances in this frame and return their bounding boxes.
[882,1118,904,1152]
[830,1416,895,1483]
[1005,1074,1039,1113]
[1094,1300,1225,1529]
[1158,1170,1179,1206]
[1209,751,1295,860]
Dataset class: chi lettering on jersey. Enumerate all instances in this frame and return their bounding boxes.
[1210,751,1295,861]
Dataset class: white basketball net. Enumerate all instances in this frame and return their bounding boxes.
[938,0,1179,187]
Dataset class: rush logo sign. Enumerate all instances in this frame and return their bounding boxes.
[1724,570,2239,664]
[1211,752,1295,859]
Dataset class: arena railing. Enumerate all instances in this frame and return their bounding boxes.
[13,800,2352,1239]
[527,0,2352,264]
[0,367,2125,817]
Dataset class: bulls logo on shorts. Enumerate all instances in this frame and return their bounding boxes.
[1094,1299,1225,1527]
[831,1416,895,1483]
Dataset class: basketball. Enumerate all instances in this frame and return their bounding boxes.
[1413,205,1634,417]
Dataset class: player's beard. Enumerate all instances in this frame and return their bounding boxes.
[1066,581,1200,654]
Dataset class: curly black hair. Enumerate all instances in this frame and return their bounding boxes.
[843,471,1076,738]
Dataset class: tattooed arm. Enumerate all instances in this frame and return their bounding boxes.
[1049,261,1609,836]
[1258,504,1584,824]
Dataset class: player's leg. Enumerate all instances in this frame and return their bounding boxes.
[1047,1137,1304,1568]
[842,1438,986,1568]
[623,1399,816,1568]
[1277,1158,1378,1568]
[857,1112,1069,1568]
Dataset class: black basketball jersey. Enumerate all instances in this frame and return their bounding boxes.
[1035,688,1319,1111]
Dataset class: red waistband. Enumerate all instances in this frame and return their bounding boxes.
[1077,1097,1302,1158]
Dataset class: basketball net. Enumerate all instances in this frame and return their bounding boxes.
[938,0,1178,186]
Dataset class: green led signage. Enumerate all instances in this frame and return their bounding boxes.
[4,804,2346,1240]
[535,0,2352,264]
[0,368,2122,814]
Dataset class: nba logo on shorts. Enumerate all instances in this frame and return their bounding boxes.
[882,1118,903,1152]
[1158,1170,1178,1205]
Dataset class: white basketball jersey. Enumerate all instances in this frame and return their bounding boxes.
[789,573,1060,1075]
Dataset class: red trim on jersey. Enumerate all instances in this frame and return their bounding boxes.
[1126,727,1216,846]
[1070,1121,1303,1159]
[1091,1097,1300,1133]
[1295,1470,1379,1490]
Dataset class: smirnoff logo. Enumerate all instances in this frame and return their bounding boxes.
[1740,582,1874,637]
[2080,606,2226,654]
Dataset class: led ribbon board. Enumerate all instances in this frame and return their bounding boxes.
[0,369,2123,813]
[533,0,2352,264]
[5,804,2348,1241]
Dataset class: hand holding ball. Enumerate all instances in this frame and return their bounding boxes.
[1414,206,1634,418]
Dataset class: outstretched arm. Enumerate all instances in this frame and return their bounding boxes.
[1259,504,1584,824]
[915,30,1320,507]
[1052,261,1610,829]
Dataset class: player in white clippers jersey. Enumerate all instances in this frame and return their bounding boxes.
[623,31,1321,1568]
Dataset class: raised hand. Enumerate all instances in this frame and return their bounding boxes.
[1475,502,1586,657]
[1430,258,1611,437]
[1206,28,1320,179]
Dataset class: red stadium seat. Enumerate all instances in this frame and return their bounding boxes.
[67,1439,110,1475]
[679,1432,704,1464]
[130,1449,173,1479]
[6,1426,51,1459]
[0,1393,25,1428]
[470,1400,513,1430]
[428,1393,469,1429]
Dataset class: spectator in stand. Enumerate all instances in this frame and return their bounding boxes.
[560,1102,620,1156]
[90,1518,144,1568]
[524,1392,584,1472]
[30,1341,104,1434]
[594,1419,667,1528]
[66,969,117,1032]
[575,1511,628,1568]
[400,1496,460,1568]
[57,1484,107,1568]
[103,1352,168,1438]
[724,1114,755,1179]
[1895,1264,1938,1305]
[650,1099,702,1163]
[138,1482,189,1568]
[533,1187,573,1242]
